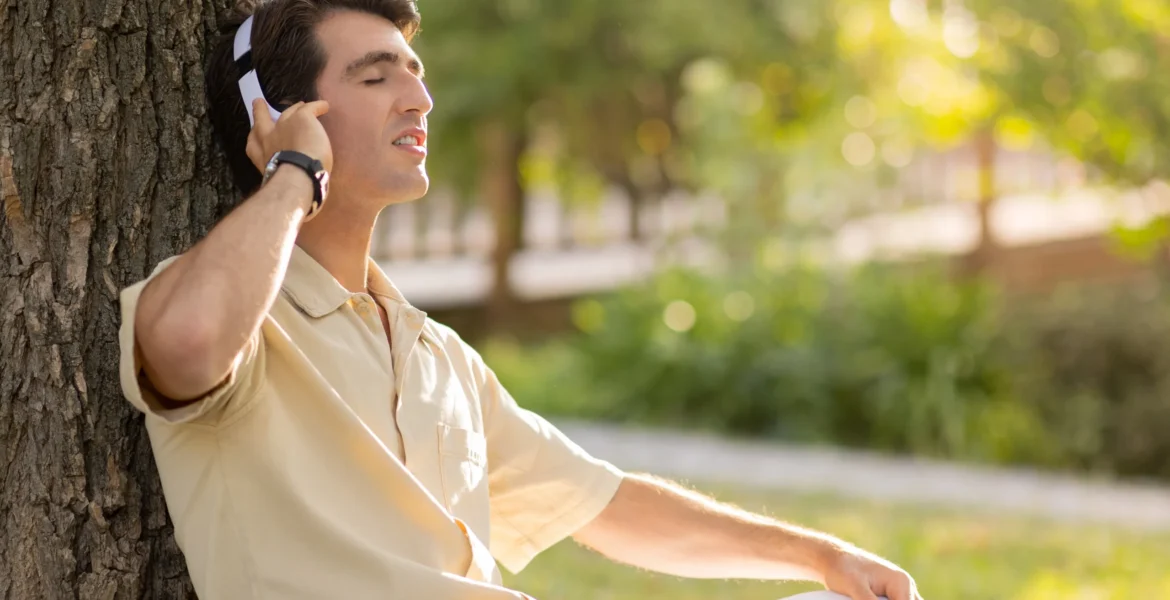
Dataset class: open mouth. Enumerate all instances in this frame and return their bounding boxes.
[391,129,427,156]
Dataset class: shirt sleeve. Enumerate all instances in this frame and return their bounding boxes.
[118,255,265,426]
[468,343,625,574]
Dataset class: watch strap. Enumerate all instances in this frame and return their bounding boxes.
[265,150,327,217]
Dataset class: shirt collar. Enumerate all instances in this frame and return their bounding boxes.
[365,256,411,307]
[281,244,415,318]
[281,245,351,318]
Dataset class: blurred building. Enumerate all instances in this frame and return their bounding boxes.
[374,140,1170,314]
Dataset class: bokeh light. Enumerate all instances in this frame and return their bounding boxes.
[663,300,697,332]
[843,132,877,166]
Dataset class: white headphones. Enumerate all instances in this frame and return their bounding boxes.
[233,15,285,126]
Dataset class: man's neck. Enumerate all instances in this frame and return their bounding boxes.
[294,201,379,294]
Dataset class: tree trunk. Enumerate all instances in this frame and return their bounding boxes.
[1,0,234,597]
[962,131,998,277]
[614,174,645,243]
[478,119,526,325]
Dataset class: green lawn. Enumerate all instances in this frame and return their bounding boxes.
[505,486,1170,599]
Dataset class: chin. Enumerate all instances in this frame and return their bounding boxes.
[382,171,429,204]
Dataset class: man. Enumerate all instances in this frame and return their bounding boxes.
[118,0,923,598]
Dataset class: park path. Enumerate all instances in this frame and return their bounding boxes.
[553,420,1170,532]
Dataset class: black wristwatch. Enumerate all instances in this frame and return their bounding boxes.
[263,150,330,220]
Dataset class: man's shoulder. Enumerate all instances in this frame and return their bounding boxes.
[421,318,486,365]
[422,317,466,348]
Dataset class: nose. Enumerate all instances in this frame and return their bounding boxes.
[397,73,433,117]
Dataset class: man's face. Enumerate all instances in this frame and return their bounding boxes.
[313,10,432,209]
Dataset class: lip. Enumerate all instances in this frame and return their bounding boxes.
[392,127,427,157]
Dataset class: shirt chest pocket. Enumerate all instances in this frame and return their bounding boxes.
[438,424,488,514]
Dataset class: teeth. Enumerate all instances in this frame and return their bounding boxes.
[393,135,419,146]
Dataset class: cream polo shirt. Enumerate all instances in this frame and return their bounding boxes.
[118,245,624,600]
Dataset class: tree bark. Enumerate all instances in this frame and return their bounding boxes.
[1,0,234,597]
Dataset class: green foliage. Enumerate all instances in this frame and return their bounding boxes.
[1009,283,1170,480]
[965,0,1170,181]
[415,0,852,206]
[412,0,1169,222]
[485,264,1170,481]
[412,0,1170,480]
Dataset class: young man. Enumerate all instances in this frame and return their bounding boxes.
[118,1,923,598]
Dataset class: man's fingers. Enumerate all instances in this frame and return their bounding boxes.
[840,583,880,600]
[245,133,261,170]
[303,100,330,117]
[251,98,276,135]
[276,101,305,122]
[877,572,915,600]
[886,582,911,600]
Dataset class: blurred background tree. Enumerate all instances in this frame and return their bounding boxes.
[415,0,852,314]
[391,0,1170,485]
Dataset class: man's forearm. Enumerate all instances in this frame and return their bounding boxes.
[573,473,848,582]
[136,166,312,399]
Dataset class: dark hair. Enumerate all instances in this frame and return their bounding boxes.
[206,0,421,196]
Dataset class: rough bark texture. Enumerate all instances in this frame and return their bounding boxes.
[0,0,235,597]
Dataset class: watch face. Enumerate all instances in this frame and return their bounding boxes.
[318,170,330,200]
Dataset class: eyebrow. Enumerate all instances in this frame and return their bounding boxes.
[343,50,425,79]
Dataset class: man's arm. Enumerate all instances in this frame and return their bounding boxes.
[135,99,332,401]
[573,473,922,600]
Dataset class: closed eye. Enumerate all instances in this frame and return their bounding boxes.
[363,78,386,85]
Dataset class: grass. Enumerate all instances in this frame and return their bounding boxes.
[504,486,1170,599]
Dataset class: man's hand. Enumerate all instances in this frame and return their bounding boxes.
[819,545,922,600]
[245,98,334,173]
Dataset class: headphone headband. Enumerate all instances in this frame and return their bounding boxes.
[234,16,284,126]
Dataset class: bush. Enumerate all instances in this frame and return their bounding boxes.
[1008,283,1170,480]
[483,262,1170,482]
